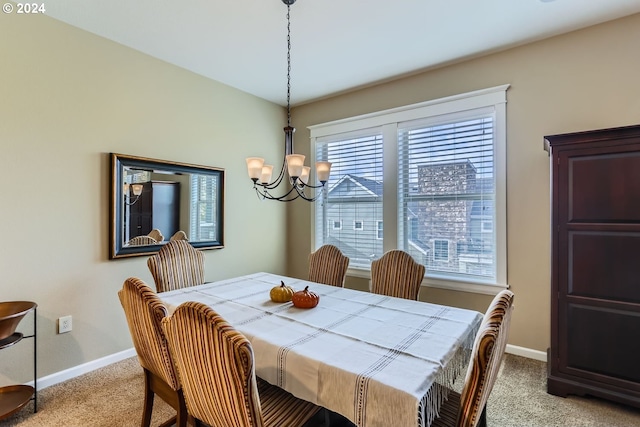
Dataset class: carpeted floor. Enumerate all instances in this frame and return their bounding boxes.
[486,354,640,427]
[1,354,640,426]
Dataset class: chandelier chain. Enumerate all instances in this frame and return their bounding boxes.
[286,3,292,126]
[245,0,330,203]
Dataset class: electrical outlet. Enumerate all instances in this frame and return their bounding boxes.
[58,315,72,334]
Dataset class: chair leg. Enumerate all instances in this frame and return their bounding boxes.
[158,416,178,427]
[175,390,188,427]
[478,405,488,427]
[141,370,155,427]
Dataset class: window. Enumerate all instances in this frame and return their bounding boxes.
[398,113,497,283]
[311,85,508,292]
[314,130,384,269]
[432,239,450,262]
[331,220,342,230]
[190,174,221,241]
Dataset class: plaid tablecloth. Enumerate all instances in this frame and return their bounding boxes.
[160,272,482,427]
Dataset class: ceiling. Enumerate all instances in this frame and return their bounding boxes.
[44,0,640,106]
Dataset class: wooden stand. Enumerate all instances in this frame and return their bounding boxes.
[0,304,37,420]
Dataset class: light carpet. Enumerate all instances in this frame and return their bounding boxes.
[1,354,640,426]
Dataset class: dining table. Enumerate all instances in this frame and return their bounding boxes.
[159,272,483,427]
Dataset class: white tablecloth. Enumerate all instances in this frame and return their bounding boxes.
[160,272,483,427]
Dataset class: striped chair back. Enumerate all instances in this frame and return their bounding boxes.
[127,235,157,246]
[170,230,189,241]
[162,302,320,427]
[118,277,187,426]
[431,290,514,427]
[162,301,262,426]
[370,250,425,300]
[147,240,205,293]
[118,278,180,390]
[147,228,164,242]
[308,244,350,287]
[457,290,515,427]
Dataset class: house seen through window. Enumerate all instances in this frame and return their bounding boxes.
[311,85,508,291]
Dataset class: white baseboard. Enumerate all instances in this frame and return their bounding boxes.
[28,348,136,391]
[506,344,547,362]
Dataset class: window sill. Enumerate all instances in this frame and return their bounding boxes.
[346,267,508,296]
[423,278,507,296]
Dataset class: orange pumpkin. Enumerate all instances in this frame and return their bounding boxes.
[291,286,320,309]
[270,281,295,303]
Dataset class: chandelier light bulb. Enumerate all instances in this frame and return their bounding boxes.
[260,165,274,184]
[246,157,265,181]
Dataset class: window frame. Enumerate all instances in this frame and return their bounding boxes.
[309,85,509,294]
[353,220,364,231]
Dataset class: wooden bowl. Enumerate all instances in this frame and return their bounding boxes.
[0,302,36,341]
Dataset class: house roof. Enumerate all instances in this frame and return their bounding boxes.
[328,174,383,199]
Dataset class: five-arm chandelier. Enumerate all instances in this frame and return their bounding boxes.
[246,0,331,202]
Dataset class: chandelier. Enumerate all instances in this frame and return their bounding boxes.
[246,0,331,202]
[123,182,144,206]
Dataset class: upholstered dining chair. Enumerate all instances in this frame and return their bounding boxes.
[147,240,205,293]
[169,230,189,241]
[370,250,425,300]
[431,289,515,427]
[161,301,321,427]
[127,235,158,246]
[308,244,350,287]
[147,229,164,243]
[118,277,188,427]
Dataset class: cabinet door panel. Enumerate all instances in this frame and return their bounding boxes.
[568,152,640,222]
[569,231,640,303]
[564,303,640,385]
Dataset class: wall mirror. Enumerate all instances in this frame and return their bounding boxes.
[110,153,225,259]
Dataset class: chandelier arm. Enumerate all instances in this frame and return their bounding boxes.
[297,181,327,190]
[258,154,288,190]
[254,182,303,202]
[292,184,324,202]
[254,178,326,203]
[124,195,141,206]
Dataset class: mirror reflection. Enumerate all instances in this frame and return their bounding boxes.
[110,153,225,259]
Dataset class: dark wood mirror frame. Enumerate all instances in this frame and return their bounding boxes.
[109,153,225,259]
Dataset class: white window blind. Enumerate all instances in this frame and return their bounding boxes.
[398,112,496,283]
[310,85,508,292]
[315,130,384,268]
[190,175,219,241]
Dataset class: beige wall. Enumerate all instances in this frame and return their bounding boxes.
[287,13,640,353]
[0,14,288,383]
[2,9,639,385]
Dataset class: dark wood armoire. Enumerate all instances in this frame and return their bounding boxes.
[545,124,640,408]
[127,181,180,240]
